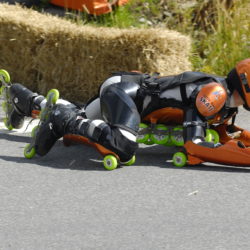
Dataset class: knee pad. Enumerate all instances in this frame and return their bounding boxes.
[100,84,140,133]
[76,119,138,162]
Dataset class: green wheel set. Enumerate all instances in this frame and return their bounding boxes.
[137,122,220,167]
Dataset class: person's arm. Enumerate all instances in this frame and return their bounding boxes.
[183,108,220,148]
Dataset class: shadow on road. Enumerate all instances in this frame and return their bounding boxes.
[1,132,250,173]
[136,146,250,173]
[0,131,31,143]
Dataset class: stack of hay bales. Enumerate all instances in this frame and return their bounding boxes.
[0,3,192,103]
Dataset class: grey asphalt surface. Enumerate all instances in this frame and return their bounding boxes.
[1,98,250,250]
[1,2,250,249]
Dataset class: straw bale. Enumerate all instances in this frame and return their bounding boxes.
[0,3,192,103]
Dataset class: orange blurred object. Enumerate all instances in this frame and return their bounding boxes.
[50,0,129,15]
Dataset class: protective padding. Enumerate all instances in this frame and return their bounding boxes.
[185,140,250,166]
[100,84,140,133]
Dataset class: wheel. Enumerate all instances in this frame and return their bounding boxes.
[46,89,59,104]
[150,124,169,145]
[0,86,4,95]
[2,102,7,112]
[136,123,150,143]
[205,129,220,144]
[31,125,39,138]
[170,126,184,146]
[24,144,36,159]
[172,152,187,167]
[124,155,136,166]
[103,155,118,170]
[143,139,154,145]
[0,69,11,83]
[3,118,13,130]
[205,129,213,142]
[164,140,175,146]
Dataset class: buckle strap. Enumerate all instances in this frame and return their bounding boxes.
[183,121,207,128]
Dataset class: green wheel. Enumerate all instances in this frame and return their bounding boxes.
[24,144,36,159]
[164,140,175,146]
[3,118,13,130]
[150,124,169,145]
[125,155,136,166]
[0,69,11,83]
[39,108,46,120]
[0,86,4,95]
[144,138,154,145]
[46,89,59,104]
[205,129,212,142]
[2,102,7,112]
[137,123,150,143]
[205,129,220,144]
[31,125,39,138]
[170,127,184,146]
[172,152,187,167]
[103,155,118,170]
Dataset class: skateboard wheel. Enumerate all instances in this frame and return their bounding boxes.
[137,123,150,143]
[3,118,13,130]
[124,155,136,166]
[150,124,169,145]
[24,144,36,159]
[103,155,118,170]
[31,125,38,138]
[205,129,220,144]
[0,69,11,83]
[46,89,59,104]
[172,152,187,167]
[170,126,184,146]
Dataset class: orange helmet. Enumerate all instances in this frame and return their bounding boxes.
[227,58,250,110]
[196,82,227,118]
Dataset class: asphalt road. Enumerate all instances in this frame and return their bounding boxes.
[1,98,250,250]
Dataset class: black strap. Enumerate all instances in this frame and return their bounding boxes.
[231,109,238,125]
[180,85,189,105]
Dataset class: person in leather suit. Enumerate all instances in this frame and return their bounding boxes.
[5,58,250,164]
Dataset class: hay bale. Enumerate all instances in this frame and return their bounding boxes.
[0,3,192,102]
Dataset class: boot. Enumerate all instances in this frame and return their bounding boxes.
[34,103,78,156]
[6,83,45,129]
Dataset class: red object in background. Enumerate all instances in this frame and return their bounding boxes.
[50,0,129,15]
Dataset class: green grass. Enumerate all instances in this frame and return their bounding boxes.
[48,0,250,75]
[190,0,250,75]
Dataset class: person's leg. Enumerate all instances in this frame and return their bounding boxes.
[6,83,46,129]
[29,77,140,162]
[73,81,141,162]
[6,83,73,129]
[34,102,79,156]
[84,75,123,120]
